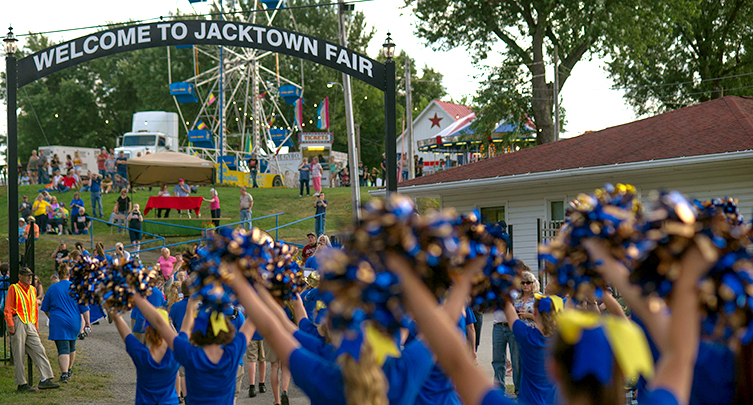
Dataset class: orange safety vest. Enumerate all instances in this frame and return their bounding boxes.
[12,283,37,325]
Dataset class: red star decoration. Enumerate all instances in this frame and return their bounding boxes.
[429,113,443,128]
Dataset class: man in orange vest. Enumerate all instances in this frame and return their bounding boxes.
[4,267,60,392]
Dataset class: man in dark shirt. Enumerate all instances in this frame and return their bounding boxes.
[115,152,128,180]
[19,195,32,218]
[51,242,70,269]
[248,154,259,188]
[72,208,91,235]
[314,193,328,236]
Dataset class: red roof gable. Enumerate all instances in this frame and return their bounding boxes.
[435,100,474,120]
[401,96,753,187]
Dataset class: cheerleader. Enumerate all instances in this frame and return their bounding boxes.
[228,264,435,405]
[386,244,712,405]
[501,293,558,405]
[133,294,255,405]
[111,310,180,405]
[582,239,740,405]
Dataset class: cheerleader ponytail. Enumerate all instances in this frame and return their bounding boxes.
[337,340,388,405]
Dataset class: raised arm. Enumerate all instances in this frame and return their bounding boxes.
[256,287,299,334]
[502,300,520,326]
[133,293,178,349]
[291,293,308,325]
[583,239,669,351]
[649,245,714,404]
[386,254,497,405]
[601,291,627,319]
[180,298,199,336]
[229,266,300,368]
[111,312,132,341]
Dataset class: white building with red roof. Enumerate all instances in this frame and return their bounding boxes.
[396,99,473,173]
[375,96,753,280]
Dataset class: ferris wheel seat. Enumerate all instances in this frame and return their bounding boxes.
[175,45,194,50]
[170,82,200,103]
[270,128,293,147]
[219,155,239,170]
[261,0,286,9]
[278,84,302,105]
[188,130,214,148]
[187,0,208,3]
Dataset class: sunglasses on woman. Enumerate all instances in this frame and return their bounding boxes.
[521,281,533,285]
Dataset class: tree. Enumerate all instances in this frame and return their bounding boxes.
[407,0,676,144]
[604,1,753,115]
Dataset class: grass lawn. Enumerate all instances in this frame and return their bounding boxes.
[1,184,439,283]
[0,329,110,404]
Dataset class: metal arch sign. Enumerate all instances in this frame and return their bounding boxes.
[16,20,386,90]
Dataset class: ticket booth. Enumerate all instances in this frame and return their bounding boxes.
[299,132,336,187]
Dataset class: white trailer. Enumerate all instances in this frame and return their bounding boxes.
[38,145,100,174]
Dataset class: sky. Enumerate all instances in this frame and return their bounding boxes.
[1,0,638,150]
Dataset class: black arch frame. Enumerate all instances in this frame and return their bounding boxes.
[5,20,398,283]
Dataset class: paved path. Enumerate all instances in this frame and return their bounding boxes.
[74,312,502,404]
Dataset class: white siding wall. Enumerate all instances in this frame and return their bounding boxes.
[438,162,753,277]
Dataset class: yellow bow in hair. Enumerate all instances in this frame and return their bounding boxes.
[364,324,401,366]
[210,312,230,336]
[557,310,654,383]
[534,293,564,314]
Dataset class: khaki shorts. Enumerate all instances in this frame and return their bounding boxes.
[246,339,266,362]
[179,366,185,377]
[263,339,279,363]
[234,365,244,397]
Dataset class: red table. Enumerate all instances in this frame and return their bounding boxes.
[144,196,204,216]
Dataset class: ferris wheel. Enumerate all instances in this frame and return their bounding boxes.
[168,0,304,177]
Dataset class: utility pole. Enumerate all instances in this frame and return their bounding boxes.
[553,44,560,142]
[405,58,414,179]
[338,0,361,221]
[355,124,361,163]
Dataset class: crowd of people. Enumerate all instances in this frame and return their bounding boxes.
[1,209,742,405]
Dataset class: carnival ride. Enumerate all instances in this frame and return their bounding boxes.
[168,0,303,187]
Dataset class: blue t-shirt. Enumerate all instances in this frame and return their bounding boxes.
[90,177,101,193]
[299,164,311,181]
[512,319,557,405]
[298,318,325,342]
[169,298,189,331]
[480,387,517,405]
[40,280,89,341]
[70,198,84,216]
[288,339,433,405]
[132,287,166,331]
[173,331,247,405]
[293,329,336,361]
[414,306,477,405]
[125,334,180,405]
[304,256,319,270]
[94,254,112,263]
[230,311,245,367]
[301,288,321,320]
[633,314,735,405]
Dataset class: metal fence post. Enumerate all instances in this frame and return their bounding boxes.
[275,215,279,240]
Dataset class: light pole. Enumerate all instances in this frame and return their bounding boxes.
[5,26,19,283]
[336,0,362,222]
[382,33,397,202]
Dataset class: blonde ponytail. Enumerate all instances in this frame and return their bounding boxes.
[337,340,388,405]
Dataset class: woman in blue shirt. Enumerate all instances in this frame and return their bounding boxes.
[133,293,255,405]
[387,247,712,405]
[111,309,180,405]
[41,265,91,383]
[229,264,434,405]
[502,295,557,405]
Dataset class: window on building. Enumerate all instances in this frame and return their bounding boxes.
[549,200,565,222]
[480,206,506,224]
